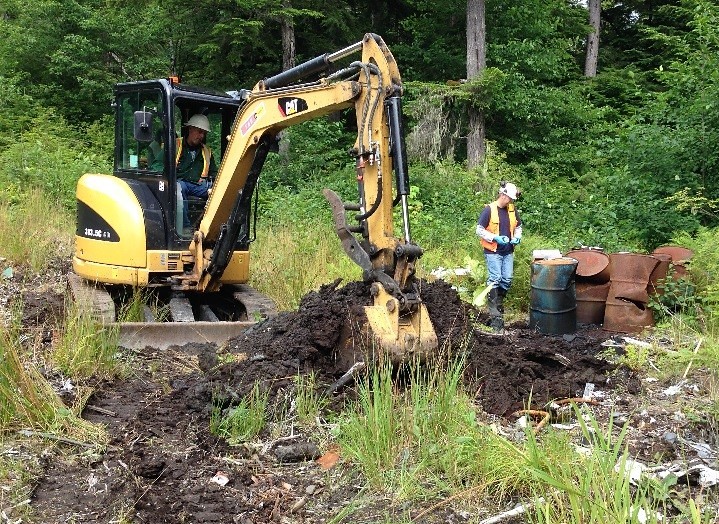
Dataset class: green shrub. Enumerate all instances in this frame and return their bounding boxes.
[0,109,111,211]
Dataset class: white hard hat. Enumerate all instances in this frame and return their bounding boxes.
[184,114,211,133]
[499,181,519,200]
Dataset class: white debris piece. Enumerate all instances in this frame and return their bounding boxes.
[693,465,719,487]
[616,458,647,484]
[532,249,562,260]
[210,471,230,486]
[635,506,663,523]
[622,337,652,348]
[677,436,716,460]
[662,380,687,396]
[430,266,450,279]
[582,382,595,400]
[657,463,719,487]
[571,443,593,455]
[87,472,99,491]
[551,423,581,430]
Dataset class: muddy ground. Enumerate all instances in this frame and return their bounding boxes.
[5,272,719,523]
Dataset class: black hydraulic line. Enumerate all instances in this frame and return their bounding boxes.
[386,96,410,198]
[263,54,331,89]
[355,168,382,222]
[206,136,272,278]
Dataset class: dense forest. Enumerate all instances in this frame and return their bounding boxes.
[1,0,718,254]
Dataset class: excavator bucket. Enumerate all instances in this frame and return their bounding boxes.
[363,283,438,365]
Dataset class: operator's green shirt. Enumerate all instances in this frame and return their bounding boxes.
[150,138,218,183]
[176,140,218,184]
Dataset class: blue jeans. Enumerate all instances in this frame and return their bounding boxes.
[179,179,209,228]
[485,252,514,291]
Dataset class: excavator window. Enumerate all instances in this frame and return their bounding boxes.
[116,90,164,174]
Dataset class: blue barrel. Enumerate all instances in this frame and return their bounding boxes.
[530,257,578,335]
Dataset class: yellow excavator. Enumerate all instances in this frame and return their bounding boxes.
[71,33,437,363]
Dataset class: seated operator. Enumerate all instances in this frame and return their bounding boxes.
[146,128,163,169]
[176,114,218,228]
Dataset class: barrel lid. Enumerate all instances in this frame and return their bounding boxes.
[565,249,610,278]
[652,245,693,264]
[535,257,578,266]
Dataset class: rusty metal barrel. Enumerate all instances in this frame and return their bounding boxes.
[603,253,659,333]
[529,257,578,335]
[575,281,610,325]
[565,248,611,283]
[648,253,672,296]
[651,245,693,280]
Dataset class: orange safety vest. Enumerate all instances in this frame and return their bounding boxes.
[480,201,518,252]
[175,138,212,180]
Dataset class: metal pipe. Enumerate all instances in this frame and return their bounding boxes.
[262,40,363,90]
[327,41,363,63]
[400,194,411,244]
[385,96,409,196]
[385,95,412,243]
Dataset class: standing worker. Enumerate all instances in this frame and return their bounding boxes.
[476,181,523,332]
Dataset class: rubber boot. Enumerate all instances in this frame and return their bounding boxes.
[487,287,504,332]
[487,287,501,317]
[496,287,506,315]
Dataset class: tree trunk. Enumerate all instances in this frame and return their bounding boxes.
[279,1,296,164]
[584,0,600,77]
[281,1,296,71]
[466,0,486,169]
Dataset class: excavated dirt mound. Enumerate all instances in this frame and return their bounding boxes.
[24,279,632,523]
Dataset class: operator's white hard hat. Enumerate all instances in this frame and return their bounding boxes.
[499,181,519,200]
[184,114,211,133]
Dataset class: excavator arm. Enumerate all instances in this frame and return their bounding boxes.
[181,34,437,361]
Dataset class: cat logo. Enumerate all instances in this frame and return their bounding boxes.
[278,97,308,117]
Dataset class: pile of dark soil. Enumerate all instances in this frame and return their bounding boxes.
[205,279,620,417]
[25,279,629,523]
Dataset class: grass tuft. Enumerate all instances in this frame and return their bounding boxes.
[210,382,268,444]
[0,189,73,272]
[0,323,107,443]
[51,299,121,380]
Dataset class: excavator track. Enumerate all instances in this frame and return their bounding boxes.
[67,273,277,350]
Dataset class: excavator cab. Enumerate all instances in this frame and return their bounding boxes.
[111,80,243,246]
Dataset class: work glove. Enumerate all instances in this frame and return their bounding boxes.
[510,237,521,245]
[493,235,510,245]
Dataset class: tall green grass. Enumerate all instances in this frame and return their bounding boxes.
[52,301,121,380]
[293,371,329,426]
[209,382,268,444]
[0,323,106,443]
[249,223,358,310]
[525,406,662,524]
[337,355,534,502]
[0,189,74,272]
